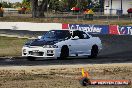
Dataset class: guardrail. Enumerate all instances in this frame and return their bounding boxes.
[0,22,62,31]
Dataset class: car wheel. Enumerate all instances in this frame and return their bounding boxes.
[58,46,69,59]
[90,45,98,58]
[27,56,36,61]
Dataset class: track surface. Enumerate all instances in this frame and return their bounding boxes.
[0,35,132,66]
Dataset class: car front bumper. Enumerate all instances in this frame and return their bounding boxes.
[22,46,61,58]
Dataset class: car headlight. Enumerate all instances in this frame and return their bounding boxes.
[24,45,30,47]
[43,45,58,48]
[23,49,26,53]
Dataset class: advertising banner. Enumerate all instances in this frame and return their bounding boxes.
[62,24,109,34]
[118,26,132,35]
[109,25,120,35]
[63,24,132,35]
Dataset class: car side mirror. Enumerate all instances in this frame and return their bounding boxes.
[71,36,79,40]
[38,36,42,39]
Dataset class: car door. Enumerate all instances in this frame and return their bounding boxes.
[66,38,81,56]
[79,31,92,55]
[68,31,87,55]
[66,31,92,56]
[65,31,82,56]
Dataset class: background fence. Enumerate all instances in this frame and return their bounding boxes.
[2,8,132,22]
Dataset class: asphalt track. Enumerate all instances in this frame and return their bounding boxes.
[0,35,132,66]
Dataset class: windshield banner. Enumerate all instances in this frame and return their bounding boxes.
[62,24,109,34]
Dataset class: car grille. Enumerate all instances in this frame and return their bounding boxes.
[47,54,54,56]
[29,51,44,56]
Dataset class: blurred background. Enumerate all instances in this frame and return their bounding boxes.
[0,0,131,22]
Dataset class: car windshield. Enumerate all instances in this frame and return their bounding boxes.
[41,30,71,40]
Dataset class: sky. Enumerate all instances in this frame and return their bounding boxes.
[11,0,22,3]
[2,0,22,3]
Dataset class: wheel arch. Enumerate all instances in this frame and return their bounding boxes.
[58,45,69,59]
[61,45,69,50]
[92,44,98,49]
[90,44,99,58]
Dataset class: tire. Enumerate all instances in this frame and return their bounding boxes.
[90,45,98,58]
[79,77,91,86]
[58,46,69,59]
[27,56,36,61]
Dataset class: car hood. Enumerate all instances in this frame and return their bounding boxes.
[26,39,61,46]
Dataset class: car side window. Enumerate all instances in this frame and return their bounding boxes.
[72,31,83,39]
[80,31,90,39]
[72,31,90,39]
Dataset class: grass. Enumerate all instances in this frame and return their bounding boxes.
[0,36,27,57]
[0,16,132,25]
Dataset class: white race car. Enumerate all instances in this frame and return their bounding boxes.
[22,30,102,61]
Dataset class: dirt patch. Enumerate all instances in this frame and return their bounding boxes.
[0,63,131,88]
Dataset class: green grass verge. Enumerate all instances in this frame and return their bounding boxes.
[0,36,28,57]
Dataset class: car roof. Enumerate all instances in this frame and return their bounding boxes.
[50,29,87,33]
[51,29,84,32]
[50,29,91,37]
